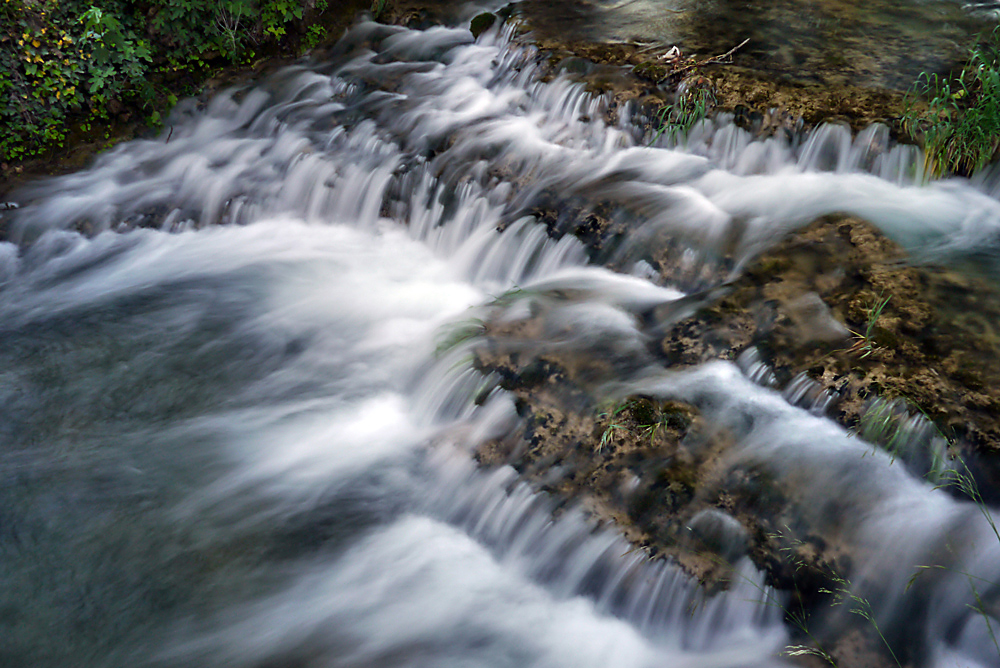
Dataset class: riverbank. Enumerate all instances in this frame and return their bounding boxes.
[0,0,979,200]
[0,0,370,201]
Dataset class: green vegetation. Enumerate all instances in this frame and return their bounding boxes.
[917,460,1000,660]
[648,85,713,146]
[847,292,891,359]
[732,529,839,666]
[0,0,336,162]
[853,395,950,483]
[902,25,1000,176]
[820,575,902,668]
[596,397,691,451]
[597,398,651,451]
[434,317,486,356]
[939,458,1000,544]
[597,402,629,451]
[770,570,900,668]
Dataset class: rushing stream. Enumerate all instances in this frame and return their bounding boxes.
[4,6,1000,668]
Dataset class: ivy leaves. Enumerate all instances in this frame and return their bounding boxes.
[1,0,322,162]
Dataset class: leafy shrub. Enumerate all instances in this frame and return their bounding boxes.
[903,25,1000,177]
[149,0,269,60]
[1,0,152,161]
[1,0,330,163]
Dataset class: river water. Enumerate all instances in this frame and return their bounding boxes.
[3,6,1000,668]
[519,0,998,88]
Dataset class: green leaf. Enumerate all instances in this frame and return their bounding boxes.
[92,45,111,64]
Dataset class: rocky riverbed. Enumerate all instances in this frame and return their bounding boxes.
[466,212,1000,667]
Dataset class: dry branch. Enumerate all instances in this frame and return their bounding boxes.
[670,38,750,77]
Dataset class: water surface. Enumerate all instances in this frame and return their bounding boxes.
[518,0,996,88]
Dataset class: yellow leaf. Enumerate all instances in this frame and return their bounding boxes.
[31,39,40,48]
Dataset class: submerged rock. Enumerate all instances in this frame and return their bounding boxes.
[684,508,748,564]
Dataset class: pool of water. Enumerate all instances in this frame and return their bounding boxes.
[518,0,996,89]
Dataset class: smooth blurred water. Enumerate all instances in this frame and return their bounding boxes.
[3,8,1000,668]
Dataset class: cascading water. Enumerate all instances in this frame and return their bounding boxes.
[3,7,1000,668]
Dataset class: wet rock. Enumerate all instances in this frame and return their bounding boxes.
[469,12,496,39]
[785,292,851,344]
[684,508,748,564]
[469,212,1000,668]
[653,216,1000,478]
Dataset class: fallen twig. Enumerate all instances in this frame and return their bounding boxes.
[670,38,749,77]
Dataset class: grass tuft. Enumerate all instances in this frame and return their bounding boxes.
[902,26,1000,177]
[648,85,714,146]
[847,292,891,359]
